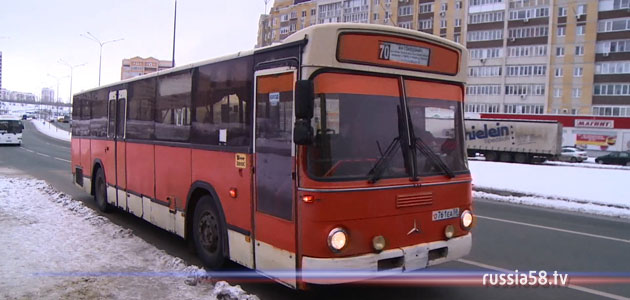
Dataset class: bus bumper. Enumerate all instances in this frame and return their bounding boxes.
[301,233,472,284]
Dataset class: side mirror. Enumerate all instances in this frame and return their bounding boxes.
[295,80,314,119]
[294,119,313,145]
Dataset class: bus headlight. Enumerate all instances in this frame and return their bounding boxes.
[461,210,473,229]
[328,227,348,252]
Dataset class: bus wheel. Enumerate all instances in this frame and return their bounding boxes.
[193,195,225,269]
[94,168,111,213]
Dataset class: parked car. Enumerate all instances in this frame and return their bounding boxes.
[557,147,588,162]
[57,115,71,123]
[595,151,630,166]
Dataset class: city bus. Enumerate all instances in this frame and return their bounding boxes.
[0,115,24,145]
[71,23,473,289]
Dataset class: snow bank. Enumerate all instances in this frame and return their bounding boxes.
[0,175,258,300]
[30,120,71,142]
[470,160,630,218]
[544,159,630,171]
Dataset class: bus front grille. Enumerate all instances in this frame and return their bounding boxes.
[396,192,433,208]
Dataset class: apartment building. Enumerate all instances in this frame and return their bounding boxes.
[258,0,630,116]
[592,0,630,117]
[121,57,173,80]
[41,88,54,102]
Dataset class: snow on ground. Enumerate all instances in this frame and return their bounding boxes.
[0,174,258,300]
[30,120,71,142]
[544,158,630,171]
[470,160,630,219]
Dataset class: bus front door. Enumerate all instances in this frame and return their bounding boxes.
[253,68,297,287]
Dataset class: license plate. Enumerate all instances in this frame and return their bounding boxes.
[432,208,460,221]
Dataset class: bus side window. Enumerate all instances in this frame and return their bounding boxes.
[155,71,192,142]
[192,57,253,147]
[127,78,156,140]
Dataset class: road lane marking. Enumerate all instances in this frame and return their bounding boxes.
[477,215,630,244]
[19,146,69,163]
[54,157,71,163]
[20,147,35,153]
[45,141,70,150]
[458,259,630,300]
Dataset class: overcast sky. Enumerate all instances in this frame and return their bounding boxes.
[0,0,267,102]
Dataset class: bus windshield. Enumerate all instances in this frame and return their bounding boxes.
[307,73,468,181]
[0,120,24,134]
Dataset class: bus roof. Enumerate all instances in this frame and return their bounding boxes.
[76,23,467,96]
[286,23,467,82]
[285,23,466,55]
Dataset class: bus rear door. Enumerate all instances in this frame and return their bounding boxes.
[107,89,128,210]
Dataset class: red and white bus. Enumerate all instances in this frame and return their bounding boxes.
[71,23,473,288]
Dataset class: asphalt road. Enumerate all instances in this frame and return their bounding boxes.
[1,121,629,300]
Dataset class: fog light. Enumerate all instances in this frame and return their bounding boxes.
[444,225,455,239]
[461,210,473,229]
[372,235,386,252]
[328,227,348,252]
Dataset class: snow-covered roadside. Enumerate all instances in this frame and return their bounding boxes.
[30,120,71,142]
[544,159,630,171]
[0,175,258,300]
[470,160,630,219]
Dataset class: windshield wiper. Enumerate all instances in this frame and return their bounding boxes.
[367,105,410,183]
[367,137,400,183]
[415,138,455,178]
[399,97,455,179]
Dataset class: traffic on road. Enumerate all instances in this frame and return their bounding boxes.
[1,119,628,299]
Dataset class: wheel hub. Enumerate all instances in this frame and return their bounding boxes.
[198,212,219,253]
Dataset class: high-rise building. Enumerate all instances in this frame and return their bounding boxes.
[257,0,630,116]
[41,87,54,102]
[121,57,172,80]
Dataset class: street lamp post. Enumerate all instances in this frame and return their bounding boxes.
[47,74,68,116]
[172,0,177,68]
[81,32,123,86]
[58,59,86,104]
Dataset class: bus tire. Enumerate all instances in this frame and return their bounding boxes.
[193,195,226,269]
[94,168,111,213]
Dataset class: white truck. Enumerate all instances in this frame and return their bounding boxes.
[464,119,562,163]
